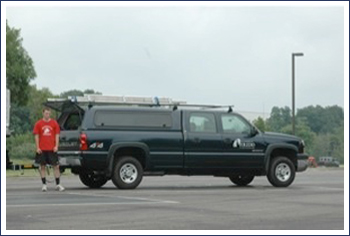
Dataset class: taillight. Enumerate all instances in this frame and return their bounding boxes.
[80,133,88,151]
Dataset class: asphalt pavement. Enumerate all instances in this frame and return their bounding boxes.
[6,167,344,230]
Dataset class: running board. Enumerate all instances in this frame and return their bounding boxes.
[143,171,166,176]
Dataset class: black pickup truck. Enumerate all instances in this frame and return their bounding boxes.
[46,100,308,189]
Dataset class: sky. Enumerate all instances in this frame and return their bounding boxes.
[5,5,346,117]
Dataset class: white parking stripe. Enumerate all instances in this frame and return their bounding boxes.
[6,200,178,208]
[65,192,178,203]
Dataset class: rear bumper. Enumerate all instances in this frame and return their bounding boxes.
[297,153,309,172]
[59,156,82,167]
[58,151,82,167]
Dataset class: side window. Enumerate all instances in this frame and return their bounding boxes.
[63,113,81,130]
[189,113,217,133]
[221,115,251,134]
[94,111,172,128]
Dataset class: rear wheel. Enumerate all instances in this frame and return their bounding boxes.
[229,174,254,186]
[267,156,295,187]
[79,170,108,188]
[112,156,143,189]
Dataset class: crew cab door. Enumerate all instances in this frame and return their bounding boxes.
[219,113,265,168]
[184,111,223,169]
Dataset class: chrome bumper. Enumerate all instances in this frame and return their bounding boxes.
[297,160,308,172]
[59,156,82,167]
[297,154,309,172]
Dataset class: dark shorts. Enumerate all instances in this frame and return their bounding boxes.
[35,151,59,166]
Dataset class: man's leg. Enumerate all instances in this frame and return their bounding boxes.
[53,164,60,183]
[37,152,47,192]
[51,151,65,191]
[53,165,64,191]
[40,164,47,192]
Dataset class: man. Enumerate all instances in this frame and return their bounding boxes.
[33,107,65,192]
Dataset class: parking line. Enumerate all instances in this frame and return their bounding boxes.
[7,200,178,208]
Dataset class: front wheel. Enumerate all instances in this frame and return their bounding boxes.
[112,156,143,189]
[267,156,295,187]
[79,170,108,188]
[229,174,254,186]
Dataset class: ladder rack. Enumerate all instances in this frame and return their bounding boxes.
[46,94,234,112]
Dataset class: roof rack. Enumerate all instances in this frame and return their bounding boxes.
[45,95,234,112]
[47,95,186,106]
[170,103,233,112]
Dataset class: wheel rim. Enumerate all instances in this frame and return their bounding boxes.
[119,163,138,184]
[275,163,291,182]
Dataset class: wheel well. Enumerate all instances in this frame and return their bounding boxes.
[270,148,297,169]
[113,147,146,169]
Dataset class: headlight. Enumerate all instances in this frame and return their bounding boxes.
[299,140,305,153]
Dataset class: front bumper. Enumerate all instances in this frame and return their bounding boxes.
[297,153,309,172]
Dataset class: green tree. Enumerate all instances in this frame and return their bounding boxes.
[83,89,102,95]
[60,89,102,98]
[7,133,36,160]
[9,104,32,135]
[252,116,266,132]
[297,105,343,134]
[27,85,58,126]
[266,106,291,132]
[6,21,36,106]
[310,128,344,164]
[331,126,344,164]
[280,118,316,153]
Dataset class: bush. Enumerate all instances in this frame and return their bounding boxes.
[6,132,36,160]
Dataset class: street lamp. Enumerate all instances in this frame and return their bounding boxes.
[292,52,304,135]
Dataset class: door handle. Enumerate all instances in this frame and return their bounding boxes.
[193,138,201,143]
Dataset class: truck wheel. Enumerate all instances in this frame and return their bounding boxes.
[267,156,295,187]
[79,170,108,188]
[229,175,254,186]
[112,156,143,189]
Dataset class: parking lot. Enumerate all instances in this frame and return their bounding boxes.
[6,168,344,230]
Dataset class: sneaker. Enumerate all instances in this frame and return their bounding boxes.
[55,184,65,192]
[42,184,47,192]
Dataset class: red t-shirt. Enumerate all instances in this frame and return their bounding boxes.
[33,119,60,151]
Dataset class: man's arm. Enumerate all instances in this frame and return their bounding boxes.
[54,134,59,152]
[35,134,41,154]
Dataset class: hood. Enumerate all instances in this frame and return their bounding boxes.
[263,132,301,142]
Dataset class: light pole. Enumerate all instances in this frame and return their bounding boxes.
[292,52,304,135]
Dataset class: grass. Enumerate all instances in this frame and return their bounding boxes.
[6,159,73,177]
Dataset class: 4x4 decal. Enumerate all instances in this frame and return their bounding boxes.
[90,142,104,149]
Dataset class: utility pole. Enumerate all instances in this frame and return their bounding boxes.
[292,52,304,135]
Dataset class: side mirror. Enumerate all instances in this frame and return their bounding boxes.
[250,127,259,137]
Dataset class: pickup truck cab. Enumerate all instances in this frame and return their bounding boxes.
[46,100,308,189]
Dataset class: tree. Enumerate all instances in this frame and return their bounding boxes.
[9,103,32,135]
[297,105,343,134]
[83,89,102,95]
[252,116,266,132]
[266,106,291,132]
[310,127,344,164]
[280,118,316,153]
[6,20,36,106]
[27,85,58,126]
[60,89,102,98]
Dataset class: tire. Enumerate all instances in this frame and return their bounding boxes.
[112,156,143,189]
[229,174,254,186]
[79,170,108,188]
[267,156,295,187]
